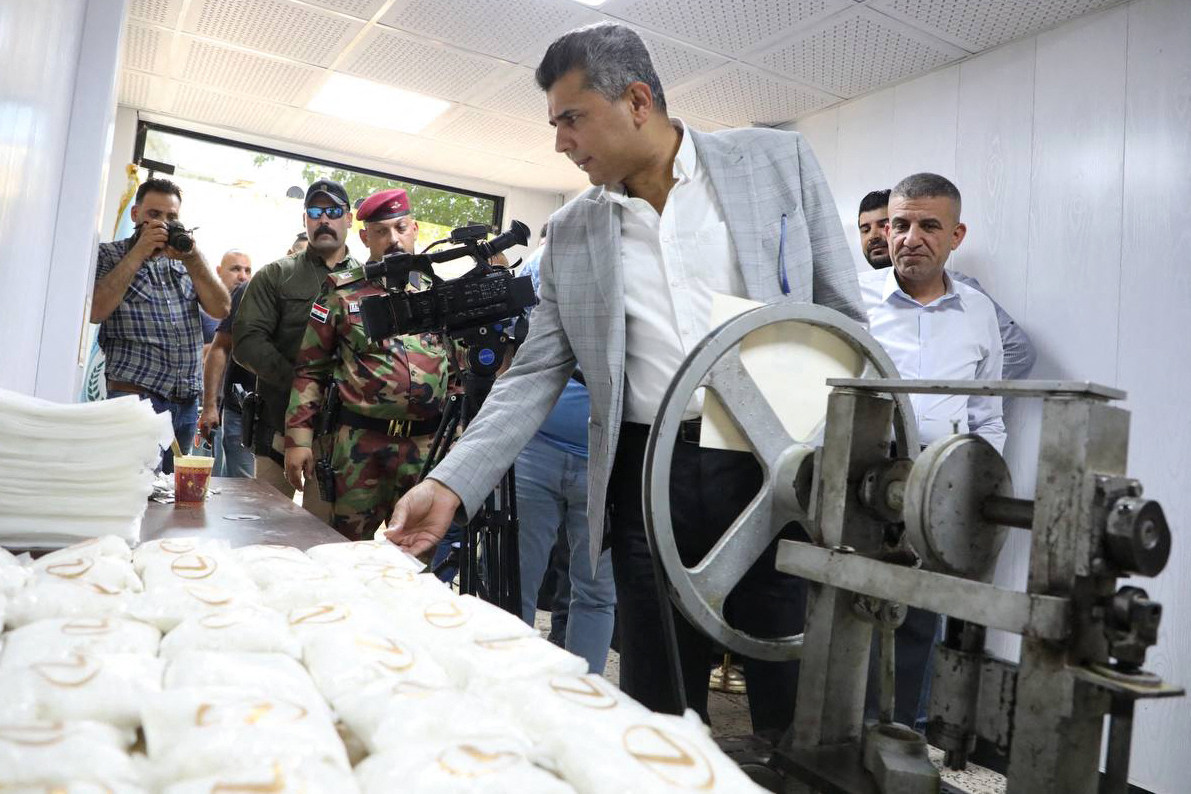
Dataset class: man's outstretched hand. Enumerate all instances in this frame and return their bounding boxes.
[384,479,461,557]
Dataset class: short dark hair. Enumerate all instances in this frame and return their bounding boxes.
[295,232,308,242]
[135,177,181,205]
[858,189,891,216]
[891,173,962,218]
[535,22,667,112]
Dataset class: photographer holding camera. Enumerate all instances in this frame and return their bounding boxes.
[283,188,456,541]
[91,177,230,472]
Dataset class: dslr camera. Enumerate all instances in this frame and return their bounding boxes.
[359,220,536,341]
[131,219,196,254]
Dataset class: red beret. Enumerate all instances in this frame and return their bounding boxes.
[357,188,411,222]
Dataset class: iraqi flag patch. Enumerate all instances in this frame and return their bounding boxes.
[310,302,330,323]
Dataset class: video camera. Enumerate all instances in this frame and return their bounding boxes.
[359,220,536,341]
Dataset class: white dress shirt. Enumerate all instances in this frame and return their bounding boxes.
[858,267,1006,452]
[604,122,747,424]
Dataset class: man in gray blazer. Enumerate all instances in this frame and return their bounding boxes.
[387,22,864,733]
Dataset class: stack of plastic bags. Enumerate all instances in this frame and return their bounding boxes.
[0,535,769,792]
[0,388,173,548]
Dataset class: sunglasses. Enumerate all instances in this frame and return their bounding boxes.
[305,206,345,220]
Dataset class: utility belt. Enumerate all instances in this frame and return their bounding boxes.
[337,406,443,438]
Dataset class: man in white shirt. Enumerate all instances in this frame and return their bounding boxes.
[387,21,863,733]
[858,173,1005,452]
[858,188,1035,380]
[857,172,1004,730]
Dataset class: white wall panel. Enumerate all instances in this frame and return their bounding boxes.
[793,106,839,201]
[808,5,1191,789]
[1026,6,1128,386]
[37,0,128,400]
[890,65,959,200]
[953,38,1036,320]
[832,88,898,270]
[0,0,85,394]
[1117,1,1191,792]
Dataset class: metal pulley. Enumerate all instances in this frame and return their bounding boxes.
[902,434,1013,581]
[642,303,918,662]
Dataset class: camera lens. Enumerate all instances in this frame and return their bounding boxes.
[167,222,194,253]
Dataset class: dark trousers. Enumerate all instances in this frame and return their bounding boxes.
[607,422,807,733]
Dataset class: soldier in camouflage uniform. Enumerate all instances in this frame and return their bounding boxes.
[284,189,455,540]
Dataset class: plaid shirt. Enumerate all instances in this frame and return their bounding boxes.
[95,237,205,401]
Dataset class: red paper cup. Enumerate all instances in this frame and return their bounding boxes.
[174,455,215,507]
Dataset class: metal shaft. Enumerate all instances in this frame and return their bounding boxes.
[981,495,1035,529]
[878,627,896,724]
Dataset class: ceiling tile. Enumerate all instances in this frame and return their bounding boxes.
[869,0,1121,51]
[380,0,599,62]
[182,0,364,67]
[667,64,839,127]
[633,29,730,89]
[467,65,547,123]
[120,0,1128,197]
[123,24,172,73]
[603,0,854,56]
[128,0,183,26]
[287,111,407,160]
[675,113,732,132]
[430,107,556,159]
[174,37,323,105]
[119,70,155,108]
[170,83,287,136]
[340,27,500,101]
[484,159,586,193]
[513,22,729,96]
[385,137,508,181]
[300,0,390,20]
[753,6,967,97]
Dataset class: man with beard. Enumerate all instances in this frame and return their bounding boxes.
[232,179,360,521]
[283,188,455,540]
[858,188,1035,378]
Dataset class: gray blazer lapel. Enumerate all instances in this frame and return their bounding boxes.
[694,129,774,302]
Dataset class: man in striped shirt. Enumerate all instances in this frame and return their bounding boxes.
[91,178,230,472]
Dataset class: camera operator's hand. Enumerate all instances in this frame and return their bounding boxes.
[130,220,169,262]
[385,479,460,556]
[285,447,315,491]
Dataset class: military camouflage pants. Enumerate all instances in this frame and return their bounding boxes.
[327,425,433,541]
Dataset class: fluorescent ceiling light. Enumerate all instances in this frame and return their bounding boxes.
[570,0,608,5]
[307,73,450,134]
